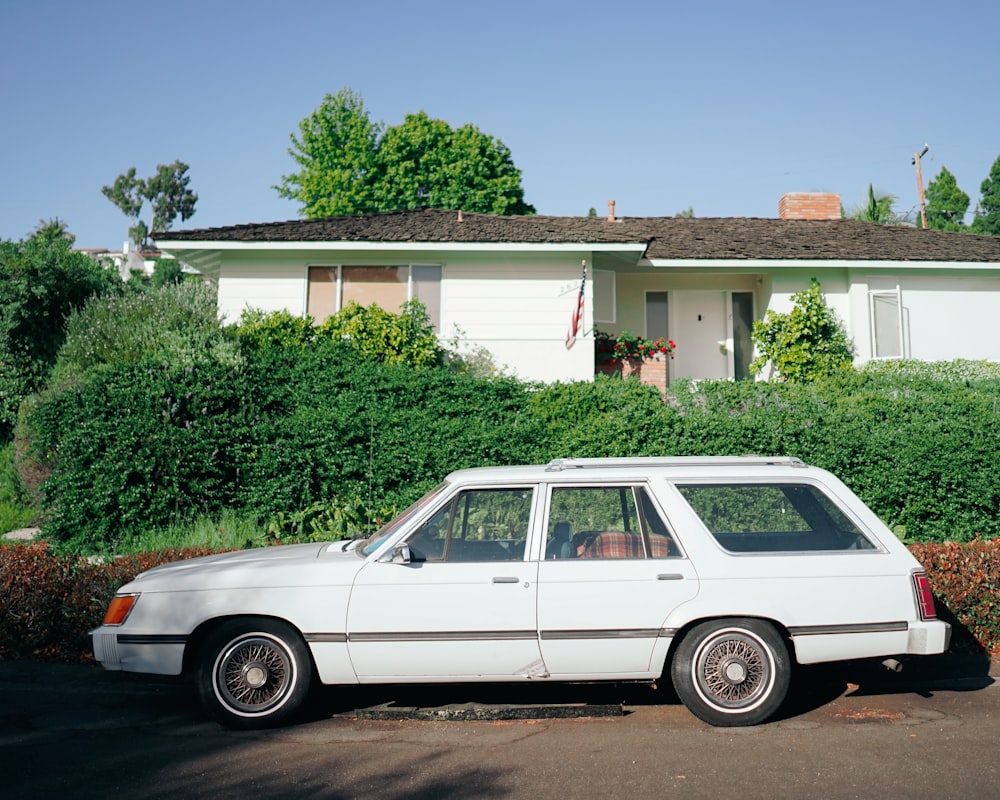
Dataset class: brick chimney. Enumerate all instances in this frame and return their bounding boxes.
[608,199,616,222]
[778,192,841,220]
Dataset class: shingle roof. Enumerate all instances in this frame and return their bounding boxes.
[155,208,1000,263]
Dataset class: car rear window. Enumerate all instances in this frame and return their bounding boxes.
[676,483,876,553]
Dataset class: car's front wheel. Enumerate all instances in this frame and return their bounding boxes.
[671,618,790,727]
[196,618,313,729]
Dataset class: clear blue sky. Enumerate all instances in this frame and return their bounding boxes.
[2,0,996,249]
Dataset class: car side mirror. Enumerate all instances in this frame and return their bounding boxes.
[387,543,412,564]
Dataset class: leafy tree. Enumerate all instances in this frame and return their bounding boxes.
[151,258,184,288]
[850,184,907,224]
[925,167,970,231]
[0,232,119,440]
[750,280,855,382]
[275,89,381,217]
[370,112,535,215]
[102,160,198,248]
[971,153,1000,236]
[276,89,534,217]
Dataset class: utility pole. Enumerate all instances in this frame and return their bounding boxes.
[913,144,929,229]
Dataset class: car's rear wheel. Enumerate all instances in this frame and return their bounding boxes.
[671,618,790,727]
[196,618,313,729]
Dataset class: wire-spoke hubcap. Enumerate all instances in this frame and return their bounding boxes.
[216,635,293,714]
[695,631,772,710]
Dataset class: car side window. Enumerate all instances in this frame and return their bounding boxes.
[545,485,679,559]
[676,483,876,553]
[406,487,532,562]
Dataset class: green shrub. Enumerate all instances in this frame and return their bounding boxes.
[0,443,35,532]
[50,281,239,385]
[235,308,317,351]
[316,299,442,367]
[0,233,119,441]
[660,372,1000,543]
[909,539,1000,656]
[527,375,680,457]
[25,360,260,553]
[238,339,543,521]
[750,280,854,382]
[151,258,184,287]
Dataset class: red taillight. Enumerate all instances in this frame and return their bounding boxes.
[102,594,139,625]
[912,571,937,621]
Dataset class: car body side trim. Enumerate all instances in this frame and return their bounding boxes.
[116,634,189,645]
[540,628,676,640]
[347,630,538,643]
[787,621,908,636]
[303,633,349,643]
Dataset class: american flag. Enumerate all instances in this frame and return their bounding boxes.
[565,261,586,350]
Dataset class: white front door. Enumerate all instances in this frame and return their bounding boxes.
[671,290,730,380]
[345,486,543,681]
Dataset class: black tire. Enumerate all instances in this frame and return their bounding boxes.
[196,618,313,730]
[671,618,790,727]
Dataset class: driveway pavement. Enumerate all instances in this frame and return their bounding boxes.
[2,655,998,799]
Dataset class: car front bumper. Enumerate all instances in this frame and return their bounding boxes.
[91,627,186,676]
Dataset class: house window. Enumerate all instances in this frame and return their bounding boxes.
[594,269,615,324]
[342,266,408,310]
[412,265,442,333]
[645,291,668,340]
[869,286,903,358]
[732,292,754,381]
[306,265,442,328]
[306,267,337,321]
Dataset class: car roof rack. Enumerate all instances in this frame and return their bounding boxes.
[544,456,806,472]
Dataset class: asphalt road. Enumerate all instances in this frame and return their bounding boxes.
[2,656,998,800]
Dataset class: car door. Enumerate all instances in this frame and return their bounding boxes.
[536,483,699,678]
[346,484,544,681]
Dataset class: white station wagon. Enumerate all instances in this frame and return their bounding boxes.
[92,457,950,728]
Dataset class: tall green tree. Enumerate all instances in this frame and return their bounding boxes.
[369,111,534,215]
[276,89,535,217]
[925,167,970,231]
[971,153,1000,236]
[275,89,381,217]
[0,232,119,441]
[102,160,198,248]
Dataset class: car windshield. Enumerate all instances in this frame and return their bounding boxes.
[359,482,451,556]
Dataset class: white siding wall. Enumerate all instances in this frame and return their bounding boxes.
[217,258,307,322]
[215,251,596,383]
[767,268,1000,366]
[441,254,595,382]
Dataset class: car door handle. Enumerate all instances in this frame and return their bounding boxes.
[492,576,520,584]
[657,573,685,581]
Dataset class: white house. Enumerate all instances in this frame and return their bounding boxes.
[154,195,1000,383]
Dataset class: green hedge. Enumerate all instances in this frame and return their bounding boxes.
[238,341,544,521]
[25,360,260,552]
